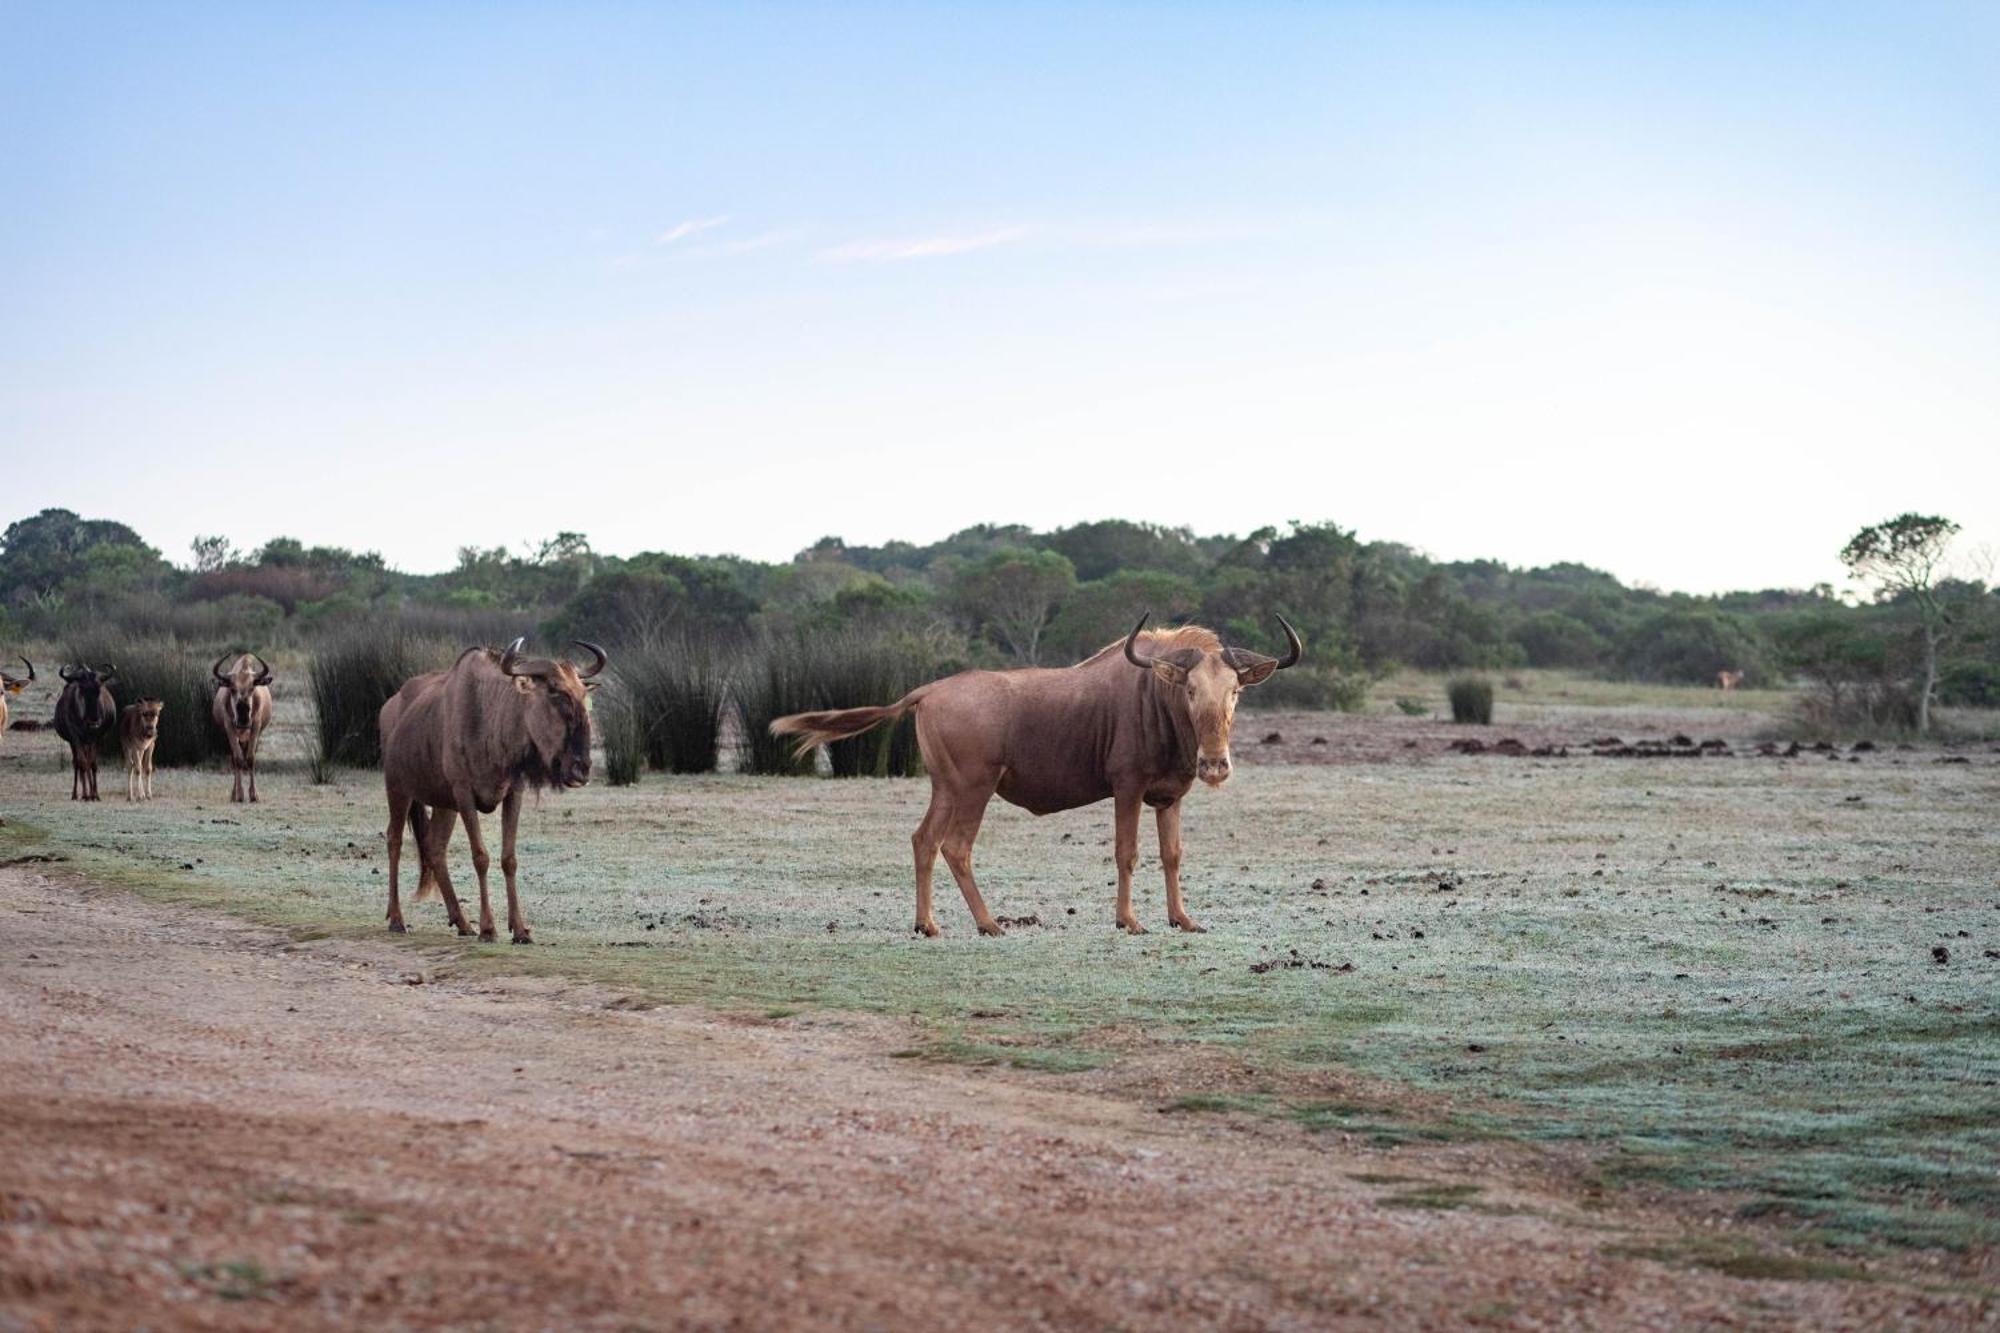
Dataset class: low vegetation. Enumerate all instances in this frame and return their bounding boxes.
[1447,676,1494,724]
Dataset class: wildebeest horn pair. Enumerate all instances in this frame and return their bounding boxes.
[500,637,608,680]
[1123,613,1301,678]
[59,663,115,682]
[213,652,272,686]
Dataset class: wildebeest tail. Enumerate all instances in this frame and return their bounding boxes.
[410,804,439,903]
[768,688,926,758]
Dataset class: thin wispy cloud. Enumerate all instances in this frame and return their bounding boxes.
[654,215,730,246]
[822,226,1030,262]
[694,227,803,257]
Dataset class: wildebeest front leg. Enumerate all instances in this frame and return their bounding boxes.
[227,732,246,802]
[455,794,499,943]
[500,786,530,944]
[244,728,260,802]
[1113,790,1145,933]
[1158,800,1203,932]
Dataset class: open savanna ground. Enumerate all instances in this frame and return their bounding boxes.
[2,681,1996,1327]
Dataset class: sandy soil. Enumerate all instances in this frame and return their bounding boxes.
[0,866,1987,1331]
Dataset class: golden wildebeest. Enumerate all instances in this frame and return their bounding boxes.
[54,663,118,801]
[1716,669,1745,692]
[0,656,32,747]
[379,637,606,943]
[211,652,274,802]
[120,698,164,802]
[771,615,1302,937]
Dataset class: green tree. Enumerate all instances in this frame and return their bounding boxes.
[949,549,1077,663]
[0,508,164,604]
[1840,514,1959,733]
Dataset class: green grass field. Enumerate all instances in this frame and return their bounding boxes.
[3,682,1995,1260]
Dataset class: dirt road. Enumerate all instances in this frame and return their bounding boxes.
[0,868,1984,1330]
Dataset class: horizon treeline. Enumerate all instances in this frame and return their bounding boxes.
[3,507,1996,712]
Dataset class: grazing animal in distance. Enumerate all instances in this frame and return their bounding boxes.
[1716,670,1745,692]
[54,664,118,801]
[771,615,1303,937]
[120,698,164,801]
[379,637,606,943]
[211,652,274,802]
[0,656,32,748]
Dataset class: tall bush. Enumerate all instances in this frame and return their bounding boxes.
[309,630,453,767]
[1447,676,1494,725]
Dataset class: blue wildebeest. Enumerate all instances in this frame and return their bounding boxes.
[55,663,118,801]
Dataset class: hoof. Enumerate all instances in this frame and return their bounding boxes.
[1172,919,1208,934]
[388,920,407,935]
[511,931,534,946]
[478,930,497,943]
[454,925,476,938]
[976,921,1006,938]
[1117,920,1149,935]
[913,921,941,938]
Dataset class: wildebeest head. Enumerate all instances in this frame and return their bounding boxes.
[1125,615,1302,787]
[499,637,607,789]
[131,698,164,739]
[213,652,272,731]
[1,656,33,695]
[58,664,116,731]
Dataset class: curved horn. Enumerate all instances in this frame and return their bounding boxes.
[1122,613,1157,669]
[59,664,80,682]
[1273,615,1303,669]
[570,639,608,679]
[99,663,117,682]
[17,656,32,682]
[500,636,538,677]
[212,653,235,684]
[251,652,272,685]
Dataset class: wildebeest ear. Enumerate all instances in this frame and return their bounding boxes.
[1151,660,1189,685]
[1235,658,1278,687]
[512,675,536,695]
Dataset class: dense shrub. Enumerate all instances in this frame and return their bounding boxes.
[1938,660,2000,708]
[63,635,233,768]
[310,630,453,767]
[1512,610,1607,669]
[1447,676,1493,725]
[1614,610,1767,685]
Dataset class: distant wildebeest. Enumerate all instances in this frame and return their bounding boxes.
[54,664,118,801]
[1716,669,1744,692]
[771,615,1302,937]
[0,656,32,747]
[380,637,606,943]
[211,652,274,802]
[120,698,164,802]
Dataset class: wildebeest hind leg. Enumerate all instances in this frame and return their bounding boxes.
[385,798,411,933]
[911,795,947,937]
[939,792,1004,937]
[421,808,474,936]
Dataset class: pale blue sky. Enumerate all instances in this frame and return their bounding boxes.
[4,2,1995,592]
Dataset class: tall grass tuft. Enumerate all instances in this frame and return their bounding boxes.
[64,635,234,768]
[600,690,646,786]
[1447,676,1494,725]
[309,630,454,768]
[618,629,735,775]
[735,626,823,776]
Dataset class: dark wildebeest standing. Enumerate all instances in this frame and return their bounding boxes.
[211,652,274,803]
[379,638,605,943]
[120,697,164,802]
[0,656,32,749]
[771,615,1302,936]
[55,663,119,802]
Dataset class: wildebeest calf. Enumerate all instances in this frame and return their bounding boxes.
[120,698,164,801]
